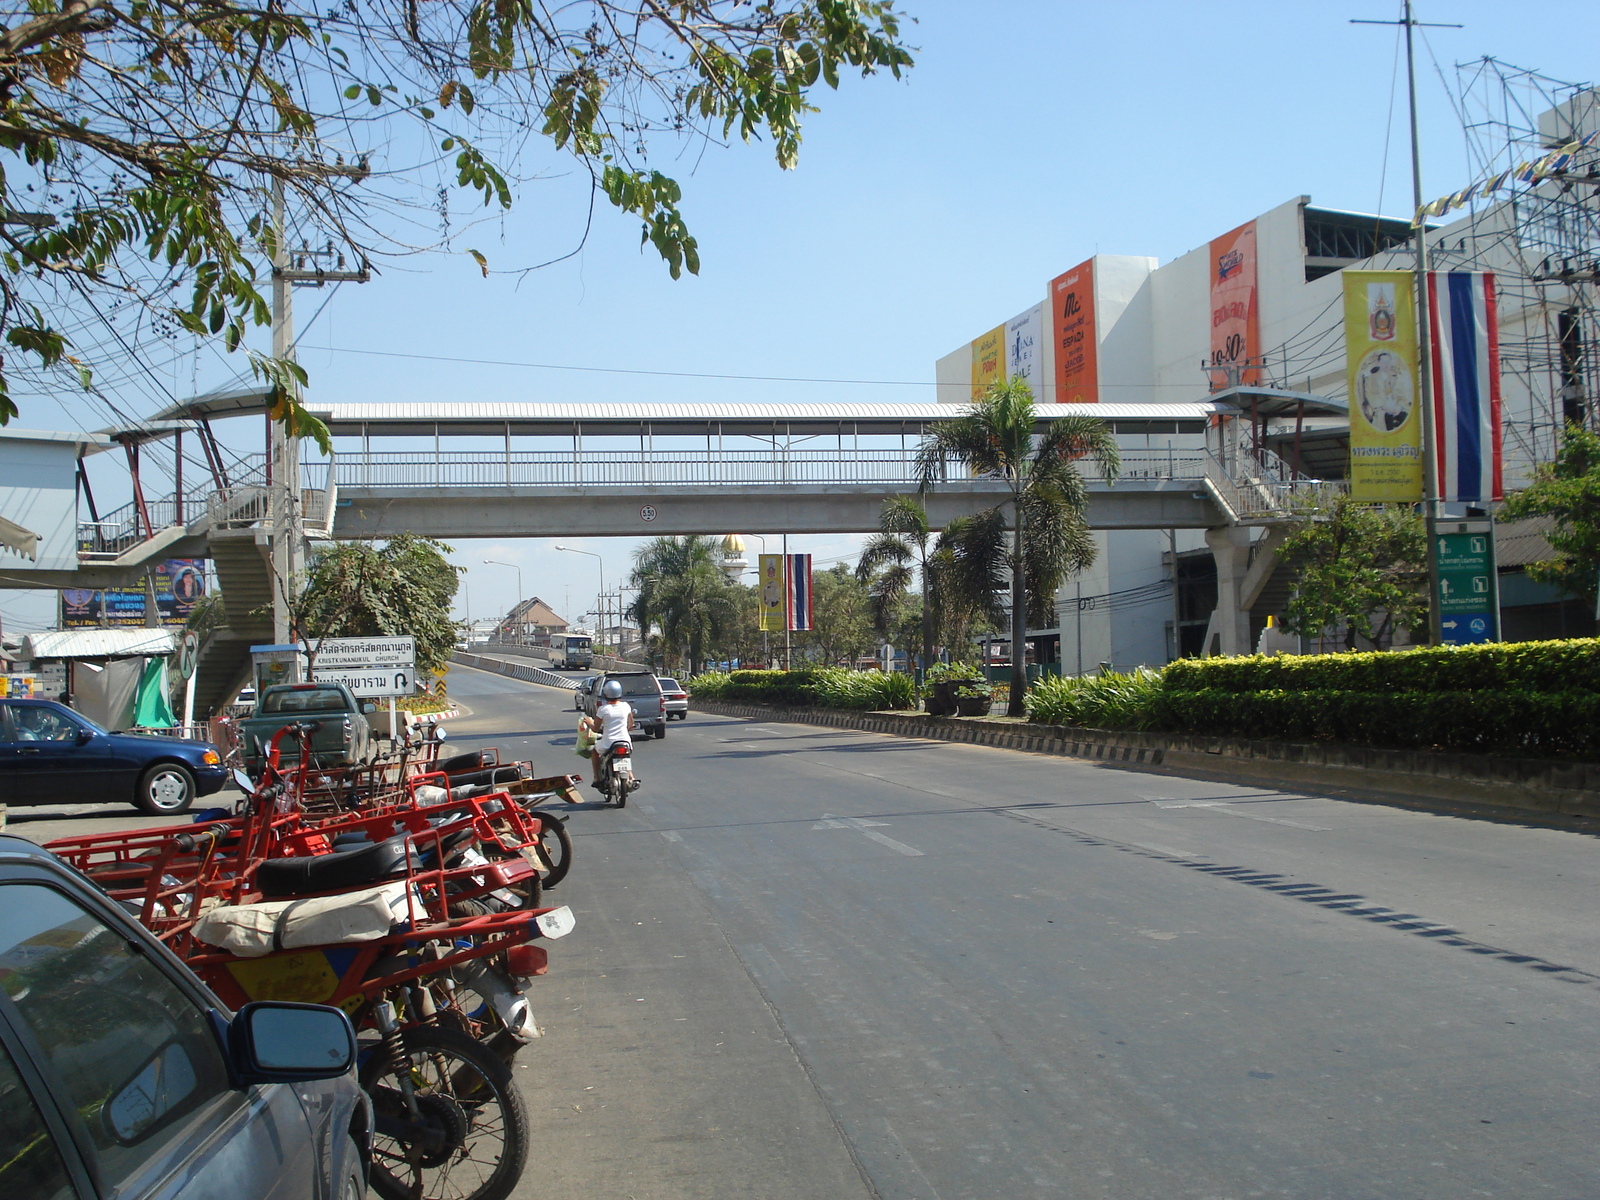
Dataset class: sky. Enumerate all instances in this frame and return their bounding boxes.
[8,0,1600,635]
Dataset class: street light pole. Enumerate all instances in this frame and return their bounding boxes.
[482,559,523,642]
[555,545,605,653]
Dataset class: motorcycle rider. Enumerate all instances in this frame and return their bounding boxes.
[582,678,636,789]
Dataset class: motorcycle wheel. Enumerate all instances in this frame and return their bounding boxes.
[615,772,629,808]
[361,1025,529,1200]
[531,813,573,889]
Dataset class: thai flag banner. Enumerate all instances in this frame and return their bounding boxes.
[1427,271,1503,503]
[785,554,813,631]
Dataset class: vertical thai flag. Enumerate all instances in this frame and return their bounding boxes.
[786,554,813,631]
[1428,271,1503,503]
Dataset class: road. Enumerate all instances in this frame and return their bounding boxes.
[14,663,1600,1199]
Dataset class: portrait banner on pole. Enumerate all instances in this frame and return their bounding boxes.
[1209,220,1261,386]
[785,554,813,631]
[1345,270,1424,501]
[758,554,785,632]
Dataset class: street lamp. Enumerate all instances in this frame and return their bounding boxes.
[483,559,522,643]
[555,545,605,650]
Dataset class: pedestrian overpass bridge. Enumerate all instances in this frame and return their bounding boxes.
[2,391,1344,713]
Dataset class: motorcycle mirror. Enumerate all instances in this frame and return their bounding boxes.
[231,768,255,793]
[432,727,448,742]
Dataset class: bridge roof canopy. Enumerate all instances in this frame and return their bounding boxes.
[138,397,1237,438]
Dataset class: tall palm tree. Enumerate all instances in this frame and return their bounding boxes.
[916,378,1119,716]
[856,495,935,676]
[627,535,739,674]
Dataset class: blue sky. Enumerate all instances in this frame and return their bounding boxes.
[9,0,1600,635]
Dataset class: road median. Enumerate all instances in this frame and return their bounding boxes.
[689,698,1600,825]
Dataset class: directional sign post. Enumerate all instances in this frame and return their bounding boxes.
[1435,521,1499,645]
[309,635,420,742]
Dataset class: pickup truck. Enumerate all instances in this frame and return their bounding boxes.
[238,682,376,775]
[577,671,667,739]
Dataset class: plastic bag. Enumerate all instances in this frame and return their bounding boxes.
[575,721,596,758]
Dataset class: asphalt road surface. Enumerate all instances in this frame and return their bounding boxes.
[433,664,1600,1200]
[12,664,1600,1200]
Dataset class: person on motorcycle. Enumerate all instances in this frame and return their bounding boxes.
[583,679,636,789]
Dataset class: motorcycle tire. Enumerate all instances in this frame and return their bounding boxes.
[361,1025,529,1200]
[531,813,573,889]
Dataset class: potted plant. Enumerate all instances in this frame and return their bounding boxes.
[924,661,986,716]
[953,680,992,717]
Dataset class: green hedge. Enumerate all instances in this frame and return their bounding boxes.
[1154,688,1600,758]
[1163,639,1600,694]
[686,668,914,711]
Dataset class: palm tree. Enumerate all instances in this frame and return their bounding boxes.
[916,378,1118,716]
[856,495,935,677]
[627,535,739,674]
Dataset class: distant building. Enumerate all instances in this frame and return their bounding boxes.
[496,596,567,642]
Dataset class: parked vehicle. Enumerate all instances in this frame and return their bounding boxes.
[0,697,227,814]
[238,682,375,776]
[578,671,667,738]
[0,833,370,1200]
[657,677,689,720]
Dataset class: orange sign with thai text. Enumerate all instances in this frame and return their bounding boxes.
[1209,221,1260,387]
[1050,260,1097,403]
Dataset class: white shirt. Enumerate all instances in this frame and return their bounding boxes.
[595,699,633,751]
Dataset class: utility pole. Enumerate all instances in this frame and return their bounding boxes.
[1353,2,1462,645]
[268,176,371,644]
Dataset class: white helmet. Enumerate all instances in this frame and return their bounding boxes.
[601,679,623,700]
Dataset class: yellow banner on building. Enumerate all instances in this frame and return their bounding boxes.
[970,325,1005,399]
[1344,271,1423,501]
[758,554,785,632]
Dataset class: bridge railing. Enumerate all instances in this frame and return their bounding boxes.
[324,447,1218,490]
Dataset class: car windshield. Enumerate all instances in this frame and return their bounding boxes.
[260,687,348,714]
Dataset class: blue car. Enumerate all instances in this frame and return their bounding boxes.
[0,698,227,814]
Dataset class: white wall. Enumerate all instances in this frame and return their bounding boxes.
[0,434,83,571]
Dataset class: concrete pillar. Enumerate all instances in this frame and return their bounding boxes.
[1204,525,1253,656]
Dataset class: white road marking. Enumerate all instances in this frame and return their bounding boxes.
[1146,798,1329,831]
[814,813,923,856]
[659,829,682,842]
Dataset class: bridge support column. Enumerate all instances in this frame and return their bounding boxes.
[1203,525,1253,657]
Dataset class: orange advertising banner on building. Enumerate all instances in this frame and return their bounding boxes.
[970,325,1005,399]
[1050,260,1097,403]
[1209,221,1260,386]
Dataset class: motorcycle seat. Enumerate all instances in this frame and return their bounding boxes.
[256,835,415,899]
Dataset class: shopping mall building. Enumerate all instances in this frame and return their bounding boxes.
[934,88,1598,672]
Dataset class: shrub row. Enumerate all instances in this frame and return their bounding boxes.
[1024,670,1165,731]
[1153,689,1600,759]
[686,668,914,711]
[1163,639,1600,695]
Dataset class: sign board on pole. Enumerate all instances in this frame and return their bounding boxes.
[309,635,417,698]
[312,665,415,698]
[1435,521,1499,645]
[311,636,416,670]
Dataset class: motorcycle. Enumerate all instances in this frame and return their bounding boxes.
[597,741,638,807]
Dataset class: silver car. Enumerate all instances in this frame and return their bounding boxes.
[0,835,370,1200]
[656,677,689,720]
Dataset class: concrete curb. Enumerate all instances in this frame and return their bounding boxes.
[689,699,1600,823]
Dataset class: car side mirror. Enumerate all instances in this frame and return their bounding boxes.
[361,702,377,715]
[228,1002,356,1085]
[76,729,95,744]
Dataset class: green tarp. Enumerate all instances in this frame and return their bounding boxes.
[131,655,175,728]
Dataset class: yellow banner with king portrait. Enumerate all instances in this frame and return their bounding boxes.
[758,554,785,632]
[1344,270,1423,501]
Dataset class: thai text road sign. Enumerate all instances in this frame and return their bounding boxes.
[311,636,415,670]
[1435,526,1498,645]
[312,665,414,698]
[311,635,415,697]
